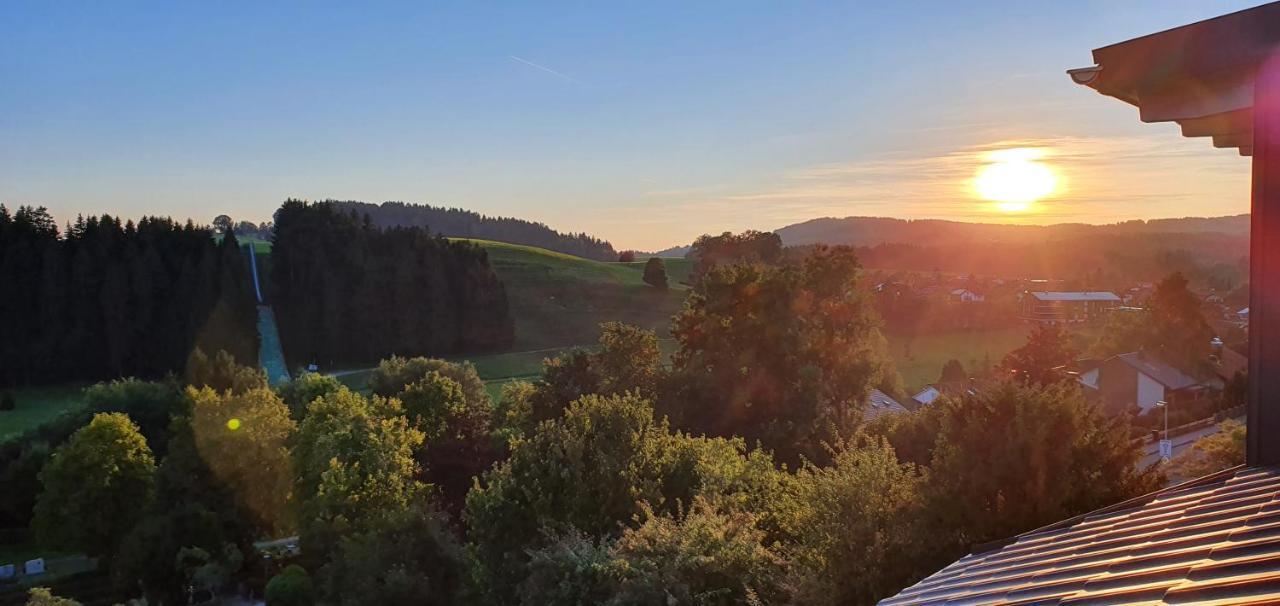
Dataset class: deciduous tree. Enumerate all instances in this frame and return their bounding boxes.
[33,413,156,555]
[187,386,295,534]
[642,257,668,289]
[669,245,896,463]
[999,323,1075,386]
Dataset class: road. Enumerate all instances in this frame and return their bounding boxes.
[1138,415,1246,469]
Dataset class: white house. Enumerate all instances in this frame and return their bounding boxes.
[1093,351,1208,414]
[949,288,985,303]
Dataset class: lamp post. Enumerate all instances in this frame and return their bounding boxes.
[1156,400,1170,462]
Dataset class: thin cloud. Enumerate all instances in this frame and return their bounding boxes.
[636,134,1250,227]
[509,55,585,85]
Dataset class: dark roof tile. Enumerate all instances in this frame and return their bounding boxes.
[881,466,1280,605]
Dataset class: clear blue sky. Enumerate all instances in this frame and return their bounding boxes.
[0,1,1260,250]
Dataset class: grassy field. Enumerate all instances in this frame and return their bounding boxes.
[333,339,683,405]
[456,239,690,351]
[887,326,1032,392]
[0,385,88,442]
[620,257,694,287]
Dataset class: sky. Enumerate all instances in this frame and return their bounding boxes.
[0,1,1262,251]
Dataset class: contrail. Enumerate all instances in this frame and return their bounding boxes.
[509,55,584,85]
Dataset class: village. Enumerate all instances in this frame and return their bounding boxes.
[860,269,1249,474]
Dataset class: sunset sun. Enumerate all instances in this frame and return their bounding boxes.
[973,147,1058,213]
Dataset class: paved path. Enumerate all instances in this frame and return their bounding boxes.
[1138,415,1246,469]
[245,243,290,384]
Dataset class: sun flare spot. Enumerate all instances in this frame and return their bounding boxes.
[973,147,1057,212]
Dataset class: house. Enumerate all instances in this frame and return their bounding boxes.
[883,5,1280,602]
[910,385,941,407]
[1019,291,1120,323]
[949,288,985,303]
[1092,351,1209,415]
[1210,346,1248,385]
[863,388,909,421]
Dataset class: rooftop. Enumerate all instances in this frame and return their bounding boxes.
[880,465,1280,605]
[1030,291,1121,302]
[1114,351,1201,391]
[1068,1,1280,156]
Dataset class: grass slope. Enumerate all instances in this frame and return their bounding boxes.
[0,385,87,442]
[457,239,690,351]
[887,326,1031,392]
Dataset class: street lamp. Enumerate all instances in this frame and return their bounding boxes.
[1155,400,1170,462]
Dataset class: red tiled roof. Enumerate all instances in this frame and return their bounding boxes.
[880,465,1280,605]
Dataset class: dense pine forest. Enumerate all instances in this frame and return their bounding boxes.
[269,200,514,368]
[328,200,618,261]
[0,206,257,386]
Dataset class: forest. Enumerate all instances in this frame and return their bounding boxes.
[269,200,515,368]
[326,200,618,261]
[0,206,257,386]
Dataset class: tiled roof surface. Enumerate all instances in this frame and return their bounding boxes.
[865,388,910,420]
[880,465,1280,605]
[1030,291,1121,302]
[1115,352,1201,391]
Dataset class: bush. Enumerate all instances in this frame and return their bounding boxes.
[465,393,780,603]
[277,372,344,420]
[778,438,927,605]
[0,391,15,411]
[520,499,785,606]
[266,565,315,606]
[318,506,466,606]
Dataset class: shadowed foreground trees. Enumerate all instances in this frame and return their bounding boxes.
[0,205,257,385]
[868,380,1159,553]
[465,392,782,604]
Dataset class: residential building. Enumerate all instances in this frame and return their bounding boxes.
[1094,351,1209,415]
[910,385,941,407]
[949,288,985,303]
[1019,291,1119,323]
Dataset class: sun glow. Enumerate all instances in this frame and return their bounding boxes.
[973,147,1058,212]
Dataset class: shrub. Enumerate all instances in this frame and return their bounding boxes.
[266,565,315,606]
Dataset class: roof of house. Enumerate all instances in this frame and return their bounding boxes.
[1113,352,1201,391]
[1030,291,1121,302]
[912,386,942,406]
[1067,1,1280,156]
[1215,347,1249,380]
[864,388,910,420]
[880,465,1280,605]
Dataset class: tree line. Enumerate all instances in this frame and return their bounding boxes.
[327,200,618,261]
[268,200,515,368]
[0,206,257,386]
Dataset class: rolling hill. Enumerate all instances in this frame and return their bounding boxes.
[328,200,619,261]
[455,239,691,350]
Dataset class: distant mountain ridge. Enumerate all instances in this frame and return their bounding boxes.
[773,214,1250,248]
[326,200,618,261]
